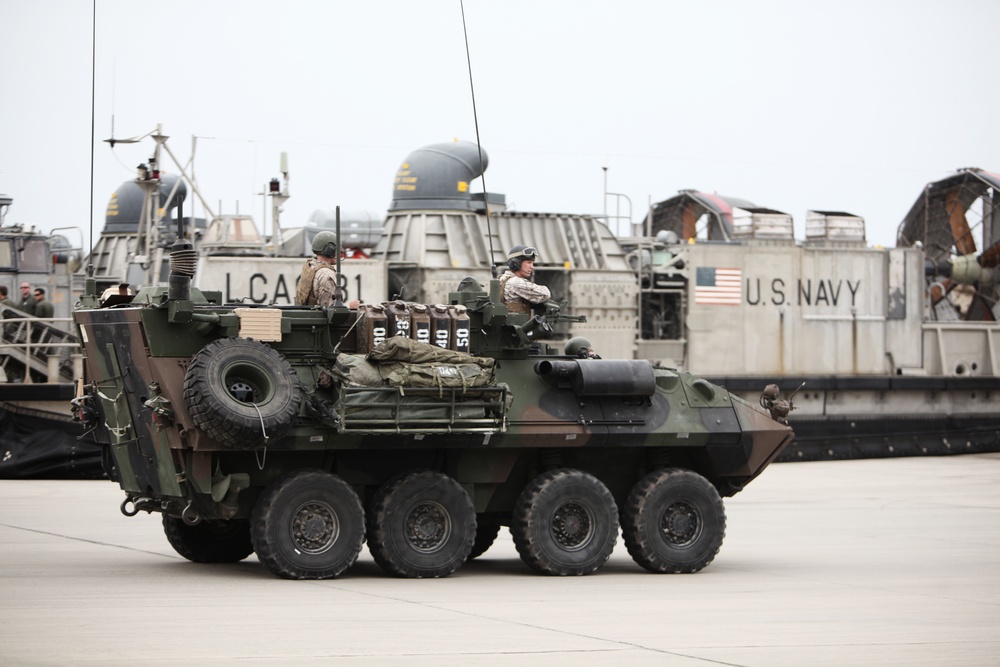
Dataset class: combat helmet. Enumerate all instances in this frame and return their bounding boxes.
[506,245,538,272]
[564,336,593,358]
[312,231,339,258]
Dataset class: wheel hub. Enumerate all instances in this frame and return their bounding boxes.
[551,501,593,550]
[291,501,339,554]
[228,380,255,403]
[405,502,450,553]
[661,501,699,546]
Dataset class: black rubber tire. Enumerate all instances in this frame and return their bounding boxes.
[467,521,502,560]
[251,469,365,579]
[622,468,726,574]
[511,469,619,576]
[162,515,254,563]
[183,337,302,449]
[367,470,476,578]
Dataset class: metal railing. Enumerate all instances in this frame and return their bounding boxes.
[0,305,82,383]
[337,385,508,434]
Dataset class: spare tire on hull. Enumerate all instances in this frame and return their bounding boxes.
[183,337,302,448]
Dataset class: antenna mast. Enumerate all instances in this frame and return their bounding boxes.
[460,1,497,277]
[87,0,97,283]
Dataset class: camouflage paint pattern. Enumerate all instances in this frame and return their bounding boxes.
[75,281,793,524]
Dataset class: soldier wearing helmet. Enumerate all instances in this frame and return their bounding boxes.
[565,336,601,359]
[499,245,551,314]
[296,231,360,308]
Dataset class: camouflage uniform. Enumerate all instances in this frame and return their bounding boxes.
[297,258,339,306]
[499,270,550,314]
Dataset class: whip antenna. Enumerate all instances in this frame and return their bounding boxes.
[460,1,497,277]
[87,0,97,279]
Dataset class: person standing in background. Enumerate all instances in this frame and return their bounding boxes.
[33,287,54,319]
[17,282,35,315]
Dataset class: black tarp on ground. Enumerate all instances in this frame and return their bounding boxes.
[0,407,104,479]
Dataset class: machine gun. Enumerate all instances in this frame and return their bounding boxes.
[533,299,586,323]
[520,299,586,340]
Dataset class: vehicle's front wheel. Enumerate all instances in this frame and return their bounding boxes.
[621,468,726,573]
[251,469,364,579]
[511,469,619,576]
[162,515,254,563]
[367,470,476,578]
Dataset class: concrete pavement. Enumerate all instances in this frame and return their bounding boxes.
[1,454,998,666]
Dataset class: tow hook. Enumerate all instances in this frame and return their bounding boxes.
[121,497,153,517]
[181,502,202,526]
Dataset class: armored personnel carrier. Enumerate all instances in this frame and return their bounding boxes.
[73,245,793,579]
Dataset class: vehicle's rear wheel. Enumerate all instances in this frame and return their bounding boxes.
[367,470,476,578]
[468,521,502,560]
[511,468,619,576]
[251,469,364,579]
[162,515,254,563]
[622,468,726,573]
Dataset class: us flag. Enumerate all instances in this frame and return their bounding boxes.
[694,267,742,305]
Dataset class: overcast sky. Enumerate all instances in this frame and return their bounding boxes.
[2,0,999,249]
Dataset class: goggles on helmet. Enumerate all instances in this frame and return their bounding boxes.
[507,246,538,261]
